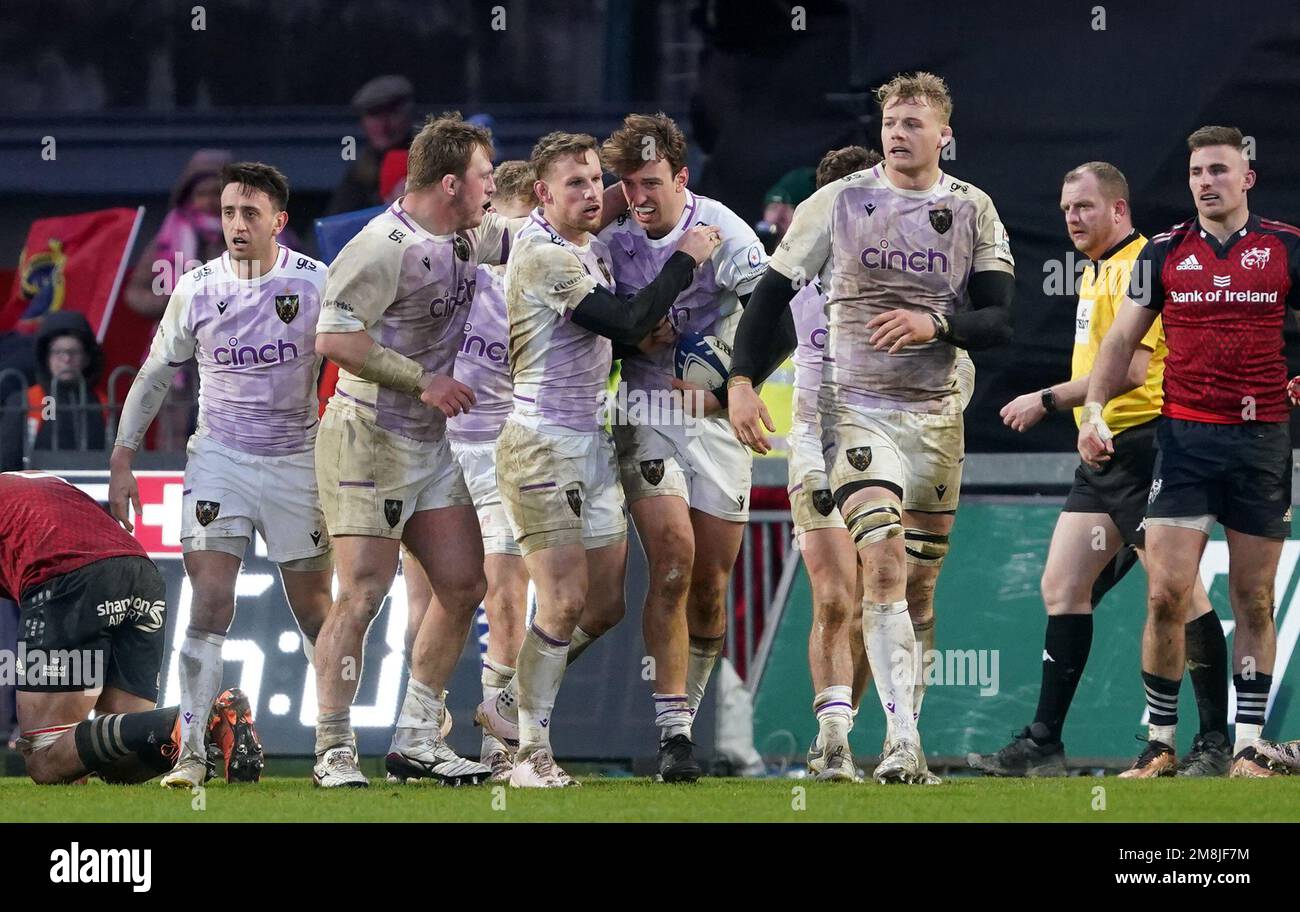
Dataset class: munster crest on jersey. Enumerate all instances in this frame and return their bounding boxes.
[196,500,221,526]
[274,294,300,323]
[453,235,471,261]
[566,489,583,517]
[384,499,403,528]
[928,208,953,234]
[846,447,873,472]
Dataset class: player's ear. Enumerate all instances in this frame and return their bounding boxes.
[534,178,550,206]
[442,172,458,197]
[675,166,689,192]
[939,125,953,151]
[1112,198,1128,223]
[1242,168,1256,191]
[273,209,288,236]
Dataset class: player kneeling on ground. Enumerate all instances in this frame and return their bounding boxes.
[3,472,262,785]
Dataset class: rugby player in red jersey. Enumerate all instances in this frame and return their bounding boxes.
[1080,126,1300,778]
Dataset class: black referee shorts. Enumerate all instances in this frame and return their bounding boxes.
[1063,418,1157,550]
[17,555,167,700]
[1147,417,1292,540]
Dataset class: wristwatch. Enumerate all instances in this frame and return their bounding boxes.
[1040,387,1058,413]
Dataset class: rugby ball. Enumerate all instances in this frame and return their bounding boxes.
[674,331,733,392]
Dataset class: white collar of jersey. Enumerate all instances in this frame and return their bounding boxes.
[528,209,593,251]
[220,244,286,282]
[875,164,945,200]
[637,189,699,248]
[390,198,458,242]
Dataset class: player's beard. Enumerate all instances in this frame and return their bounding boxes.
[454,193,486,231]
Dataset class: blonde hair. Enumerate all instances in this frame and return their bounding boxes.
[493,160,537,206]
[876,71,953,124]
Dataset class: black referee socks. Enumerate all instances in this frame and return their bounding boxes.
[1031,613,1093,744]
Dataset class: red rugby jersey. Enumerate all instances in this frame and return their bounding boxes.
[1129,213,1300,423]
[0,472,147,601]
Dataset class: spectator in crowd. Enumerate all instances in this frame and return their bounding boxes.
[327,74,415,214]
[124,149,232,321]
[0,311,107,470]
[379,147,410,203]
[755,166,816,251]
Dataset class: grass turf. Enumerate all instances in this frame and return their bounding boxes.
[3,773,1299,823]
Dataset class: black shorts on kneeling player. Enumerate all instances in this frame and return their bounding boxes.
[17,555,167,700]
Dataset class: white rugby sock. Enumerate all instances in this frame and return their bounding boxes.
[863,600,918,744]
[912,617,935,722]
[686,635,725,715]
[178,628,225,759]
[1149,723,1177,747]
[1235,722,1263,756]
[393,677,445,749]
[481,658,514,755]
[654,693,692,742]
[499,626,596,722]
[515,623,570,757]
[814,685,853,748]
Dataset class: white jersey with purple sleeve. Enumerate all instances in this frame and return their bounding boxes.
[317,202,510,442]
[148,245,326,455]
[504,211,616,435]
[771,164,1014,412]
[448,263,513,443]
[599,190,766,393]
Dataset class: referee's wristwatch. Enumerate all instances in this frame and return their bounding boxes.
[1040,387,1058,413]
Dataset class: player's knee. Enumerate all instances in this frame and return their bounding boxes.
[862,554,905,598]
[189,590,235,632]
[445,572,488,616]
[839,490,903,551]
[484,588,525,631]
[812,591,855,631]
[687,574,727,620]
[1147,580,1191,624]
[337,584,389,623]
[1232,588,1275,633]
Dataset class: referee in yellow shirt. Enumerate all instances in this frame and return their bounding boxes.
[968,162,1230,777]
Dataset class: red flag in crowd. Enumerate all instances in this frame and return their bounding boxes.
[0,207,145,340]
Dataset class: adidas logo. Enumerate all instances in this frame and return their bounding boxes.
[1175,255,1202,271]
[1212,275,1231,288]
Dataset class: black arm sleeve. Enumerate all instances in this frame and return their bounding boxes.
[569,252,696,347]
[729,268,798,384]
[943,271,1014,350]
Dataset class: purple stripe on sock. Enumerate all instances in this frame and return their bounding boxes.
[656,708,690,718]
[182,489,192,495]
[530,623,570,649]
[519,481,556,492]
[816,701,853,714]
[654,695,689,701]
[338,480,376,488]
[514,394,537,403]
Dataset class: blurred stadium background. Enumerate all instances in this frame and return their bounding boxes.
[3,0,1300,775]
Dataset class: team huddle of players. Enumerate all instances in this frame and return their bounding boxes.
[12,69,1300,790]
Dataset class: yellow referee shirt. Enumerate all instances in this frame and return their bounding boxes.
[1071,232,1164,432]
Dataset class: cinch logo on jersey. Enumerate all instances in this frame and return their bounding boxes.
[860,239,950,273]
[49,843,151,893]
[460,323,508,364]
[213,337,300,366]
[430,276,476,318]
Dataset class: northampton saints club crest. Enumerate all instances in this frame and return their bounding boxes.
[196,500,221,526]
[453,235,471,261]
[384,499,403,528]
[928,208,953,234]
[566,489,583,517]
[812,489,835,517]
[274,294,299,323]
[846,447,873,472]
[596,256,614,287]
[640,459,665,486]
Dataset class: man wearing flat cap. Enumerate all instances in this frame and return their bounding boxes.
[327,75,416,214]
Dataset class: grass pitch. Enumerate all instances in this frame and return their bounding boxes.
[3,772,1299,823]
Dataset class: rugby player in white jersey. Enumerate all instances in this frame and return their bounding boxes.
[729,73,1015,784]
[435,160,538,780]
[795,146,978,782]
[311,113,510,788]
[108,162,333,789]
[482,132,718,787]
[594,113,767,779]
